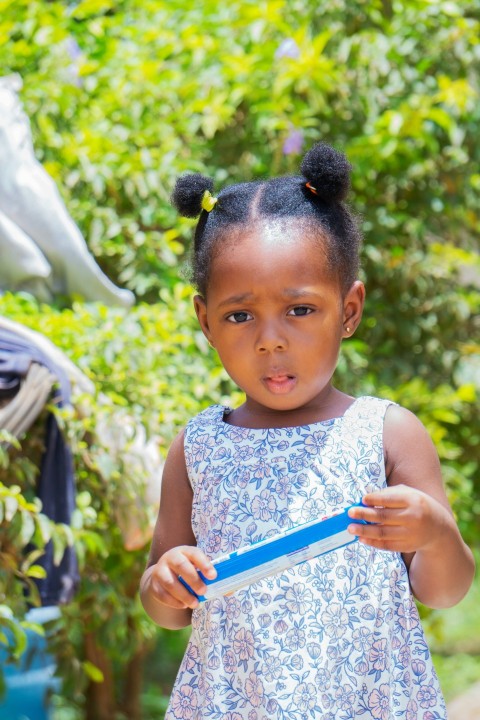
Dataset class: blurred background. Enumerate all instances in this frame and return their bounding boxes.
[0,1,478,718]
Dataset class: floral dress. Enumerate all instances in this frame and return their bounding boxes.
[166,396,447,720]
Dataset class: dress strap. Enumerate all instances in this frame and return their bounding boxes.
[343,395,395,424]
[336,396,396,497]
[184,405,225,489]
[341,395,395,450]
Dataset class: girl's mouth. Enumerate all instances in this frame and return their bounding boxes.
[263,374,297,394]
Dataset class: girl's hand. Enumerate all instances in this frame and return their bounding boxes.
[347,484,448,554]
[149,546,217,610]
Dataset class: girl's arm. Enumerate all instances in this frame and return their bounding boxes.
[348,405,475,609]
[139,430,216,630]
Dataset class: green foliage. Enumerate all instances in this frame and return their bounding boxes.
[430,559,480,700]
[0,0,479,715]
[1,0,479,297]
[0,432,73,665]
[0,291,237,713]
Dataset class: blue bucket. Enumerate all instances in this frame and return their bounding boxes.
[0,607,61,720]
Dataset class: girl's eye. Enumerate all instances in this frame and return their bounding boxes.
[288,306,312,317]
[226,311,252,323]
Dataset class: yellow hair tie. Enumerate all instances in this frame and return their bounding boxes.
[201,189,218,212]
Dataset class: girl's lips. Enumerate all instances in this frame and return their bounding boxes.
[263,374,297,394]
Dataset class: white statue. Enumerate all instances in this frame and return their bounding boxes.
[0,74,134,307]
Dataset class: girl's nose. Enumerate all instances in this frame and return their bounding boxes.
[255,322,288,353]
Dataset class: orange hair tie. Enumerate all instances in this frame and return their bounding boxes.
[305,182,318,196]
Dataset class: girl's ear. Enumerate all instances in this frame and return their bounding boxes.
[193,295,215,347]
[342,280,365,338]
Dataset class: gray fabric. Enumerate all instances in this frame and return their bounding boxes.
[0,362,55,437]
[0,327,70,401]
[0,316,94,396]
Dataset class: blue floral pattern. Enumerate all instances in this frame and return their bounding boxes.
[166,397,446,720]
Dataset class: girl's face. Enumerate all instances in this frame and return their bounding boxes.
[194,220,364,427]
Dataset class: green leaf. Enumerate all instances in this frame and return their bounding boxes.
[18,510,36,547]
[34,513,52,545]
[4,495,18,522]
[0,617,27,660]
[20,621,45,638]
[82,660,104,683]
[26,565,47,579]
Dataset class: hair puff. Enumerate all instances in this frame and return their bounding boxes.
[300,142,351,203]
[171,173,215,218]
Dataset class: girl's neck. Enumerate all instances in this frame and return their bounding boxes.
[224,387,356,429]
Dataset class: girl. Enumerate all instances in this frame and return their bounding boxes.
[140,143,474,720]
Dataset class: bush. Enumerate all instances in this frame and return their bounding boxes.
[0,1,478,716]
[0,291,240,717]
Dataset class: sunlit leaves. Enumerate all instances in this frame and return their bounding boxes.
[0,0,478,707]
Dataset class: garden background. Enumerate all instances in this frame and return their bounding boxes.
[0,1,479,718]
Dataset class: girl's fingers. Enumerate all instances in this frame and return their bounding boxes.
[357,537,412,552]
[172,547,217,591]
[348,523,406,553]
[348,485,421,524]
[154,546,217,607]
[178,546,217,580]
[152,564,199,608]
[164,546,216,578]
[361,487,411,509]
[348,505,405,526]
[348,520,421,553]
[154,584,195,610]
[348,522,405,541]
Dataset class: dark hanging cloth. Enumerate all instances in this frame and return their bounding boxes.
[0,327,79,605]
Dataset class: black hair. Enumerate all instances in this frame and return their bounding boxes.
[171,142,362,297]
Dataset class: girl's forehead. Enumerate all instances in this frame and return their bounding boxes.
[217,218,329,260]
[248,218,309,245]
[208,220,338,295]
[214,219,331,269]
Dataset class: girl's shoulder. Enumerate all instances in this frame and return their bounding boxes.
[382,401,444,494]
[343,395,396,425]
[342,397,439,476]
[382,402,436,457]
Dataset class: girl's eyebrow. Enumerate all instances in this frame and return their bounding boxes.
[217,292,255,308]
[217,288,322,308]
[282,288,321,299]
